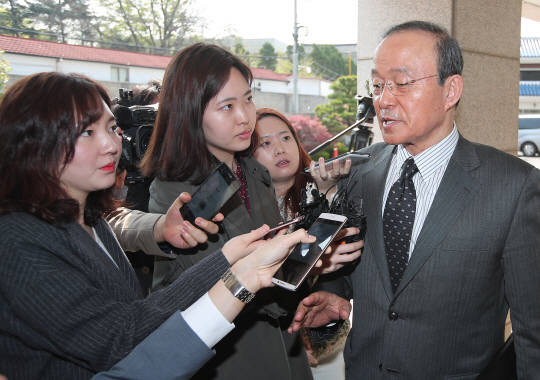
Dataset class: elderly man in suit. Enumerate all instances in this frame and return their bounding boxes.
[289,21,540,379]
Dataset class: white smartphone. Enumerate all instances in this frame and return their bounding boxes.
[272,213,348,291]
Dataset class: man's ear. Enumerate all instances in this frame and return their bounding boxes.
[444,74,463,110]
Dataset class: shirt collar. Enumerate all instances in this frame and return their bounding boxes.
[394,123,459,179]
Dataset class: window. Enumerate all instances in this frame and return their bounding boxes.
[111,67,129,82]
[520,70,540,81]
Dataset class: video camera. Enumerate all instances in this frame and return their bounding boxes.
[112,89,157,183]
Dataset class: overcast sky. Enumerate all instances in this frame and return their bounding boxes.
[194,0,358,46]
[194,0,540,46]
[522,18,540,37]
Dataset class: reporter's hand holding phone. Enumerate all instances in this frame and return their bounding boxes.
[309,157,352,196]
[229,227,317,293]
[153,192,224,249]
[210,226,316,323]
[308,227,364,276]
[221,225,309,266]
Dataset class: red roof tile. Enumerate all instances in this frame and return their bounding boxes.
[0,35,172,69]
[0,35,292,80]
[281,73,332,83]
[250,67,289,82]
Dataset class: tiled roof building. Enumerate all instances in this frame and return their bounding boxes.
[0,35,172,69]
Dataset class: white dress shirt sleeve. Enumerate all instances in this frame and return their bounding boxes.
[181,292,235,348]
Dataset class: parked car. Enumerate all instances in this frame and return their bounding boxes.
[518,115,540,156]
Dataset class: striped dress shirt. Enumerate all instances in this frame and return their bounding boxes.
[382,124,459,258]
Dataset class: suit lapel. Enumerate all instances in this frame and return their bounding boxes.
[94,219,143,298]
[360,146,395,299]
[394,136,481,296]
[66,220,140,300]
[221,156,278,235]
[221,193,255,234]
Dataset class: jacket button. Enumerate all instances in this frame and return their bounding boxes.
[379,364,383,372]
[389,311,398,321]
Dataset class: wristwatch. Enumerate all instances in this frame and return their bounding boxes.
[221,268,256,303]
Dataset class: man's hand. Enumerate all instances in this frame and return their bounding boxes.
[309,227,363,276]
[153,192,224,249]
[288,291,351,333]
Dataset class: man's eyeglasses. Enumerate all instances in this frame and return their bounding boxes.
[366,74,439,97]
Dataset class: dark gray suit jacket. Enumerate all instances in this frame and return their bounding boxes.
[0,213,229,379]
[316,136,540,379]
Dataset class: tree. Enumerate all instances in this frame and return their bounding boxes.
[0,50,12,96]
[30,0,94,43]
[97,0,200,53]
[309,44,356,80]
[0,0,29,35]
[289,115,333,153]
[234,42,251,66]
[286,44,305,59]
[258,42,277,71]
[315,75,358,133]
[0,0,100,43]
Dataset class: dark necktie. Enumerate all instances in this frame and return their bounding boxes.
[383,157,419,293]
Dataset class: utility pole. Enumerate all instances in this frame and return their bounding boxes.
[293,0,299,114]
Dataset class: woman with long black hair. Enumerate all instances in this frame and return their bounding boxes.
[141,43,314,379]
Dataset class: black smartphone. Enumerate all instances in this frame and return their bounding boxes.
[272,213,348,291]
[180,162,241,225]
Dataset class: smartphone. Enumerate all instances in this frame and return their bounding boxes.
[272,213,348,291]
[304,152,370,173]
[267,215,305,234]
[180,163,241,225]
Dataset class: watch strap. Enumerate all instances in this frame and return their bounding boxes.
[221,268,256,303]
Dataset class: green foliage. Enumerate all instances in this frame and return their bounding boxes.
[234,43,252,66]
[308,44,356,80]
[0,0,36,36]
[258,42,277,71]
[315,75,358,133]
[314,142,347,161]
[97,0,200,51]
[0,0,211,53]
[286,44,305,59]
[337,142,348,155]
[29,0,94,43]
[275,58,292,74]
[0,50,12,96]
[311,151,329,161]
[279,44,316,76]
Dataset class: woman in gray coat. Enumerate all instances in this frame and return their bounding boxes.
[140,43,313,380]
